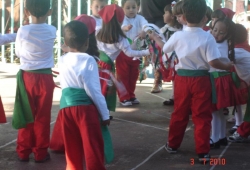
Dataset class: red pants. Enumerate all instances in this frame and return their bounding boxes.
[16,72,54,160]
[0,96,6,123]
[116,51,140,101]
[237,122,250,138]
[59,105,105,170]
[168,75,212,154]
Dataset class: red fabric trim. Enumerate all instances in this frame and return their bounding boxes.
[74,14,96,34]
[99,4,124,23]
[235,41,250,52]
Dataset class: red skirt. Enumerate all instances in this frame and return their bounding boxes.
[0,96,6,123]
[212,74,247,111]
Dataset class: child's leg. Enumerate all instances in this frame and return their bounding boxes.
[50,114,65,152]
[190,76,212,154]
[210,110,221,143]
[128,58,140,100]
[32,74,54,161]
[237,121,250,138]
[116,52,132,102]
[218,109,226,139]
[235,105,243,126]
[61,106,105,170]
[168,76,192,149]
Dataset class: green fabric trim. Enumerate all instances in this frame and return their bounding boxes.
[210,71,241,89]
[60,88,93,109]
[101,125,114,163]
[98,51,117,111]
[244,88,250,122]
[177,69,217,103]
[12,70,34,129]
[127,38,132,45]
[25,68,52,74]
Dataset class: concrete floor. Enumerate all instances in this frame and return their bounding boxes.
[0,63,249,170]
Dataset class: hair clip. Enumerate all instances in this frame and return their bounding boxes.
[171,1,177,8]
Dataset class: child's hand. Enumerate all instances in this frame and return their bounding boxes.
[147,31,159,41]
[61,43,69,53]
[122,24,133,32]
[138,31,146,39]
[102,119,110,126]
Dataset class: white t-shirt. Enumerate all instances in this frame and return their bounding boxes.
[122,14,148,41]
[234,48,250,85]
[0,33,16,45]
[96,29,150,61]
[163,26,220,71]
[209,40,230,72]
[15,23,56,70]
[91,15,103,29]
[58,52,110,120]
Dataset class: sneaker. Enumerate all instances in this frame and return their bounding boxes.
[18,157,29,162]
[120,100,132,106]
[198,153,210,164]
[164,144,177,154]
[228,131,249,143]
[219,137,228,146]
[210,139,220,149]
[227,117,236,123]
[130,98,140,104]
[228,125,239,134]
[163,99,174,106]
[151,84,163,93]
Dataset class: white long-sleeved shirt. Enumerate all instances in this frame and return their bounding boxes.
[58,52,110,121]
[122,15,148,40]
[15,23,56,70]
[163,26,220,71]
[209,40,230,72]
[234,48,250,85]
[91,15,103,29]
[0,33,16,45]
[96,32,150,61]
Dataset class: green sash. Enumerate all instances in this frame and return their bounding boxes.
[210,71,241,88]
[12,68,52,129]
[60,87,114,163]
[177,69,217,103]
[60,88,93,109]
[99,51,116,112]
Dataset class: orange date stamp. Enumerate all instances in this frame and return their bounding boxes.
[190,158,226,165]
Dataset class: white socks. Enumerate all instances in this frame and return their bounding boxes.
[211,108,226,143]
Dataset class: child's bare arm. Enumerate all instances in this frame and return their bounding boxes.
[122,24,133,32]
[209,59,233,71]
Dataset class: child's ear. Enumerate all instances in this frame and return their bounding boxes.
[47,9,52,17]
[24,8,30,17]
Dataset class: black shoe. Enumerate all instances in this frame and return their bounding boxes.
[210,139,220,149]
[198,153,210,164]
[164,143,177,154]
[109,116,113,120]
[163,99,174,106]
[219,137,228,146]
[35,154,50,163]
[228,125,239,134]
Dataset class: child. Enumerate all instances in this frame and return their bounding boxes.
[90,0,107,29]
[149,0,232,162]
[14,0,56,162]
[58,20,109,170]
[97,4,150,106]
[50,14,99,152]
[202,6,213,31]
[116,0,149,105]
[228,24,250,142]
[161,1,182,105]
[209,18,237,149]
[211,8,235,29]
[0,33,16,123]
[172,0,187,26]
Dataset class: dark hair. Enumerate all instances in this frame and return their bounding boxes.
[26,0,50,18]
[164,4,182,29]
[206,6,213,24]
[213,18,236,62]
[63,21,89,51]
[172,1,183,15]
[135,0,140,7]
[121,0,137,7]
[234,24,248,44]
[91,0,108,4]
[182,0,206,24]
[86,32,100,59]
[96,14,127,43]
[211,9,226,19]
